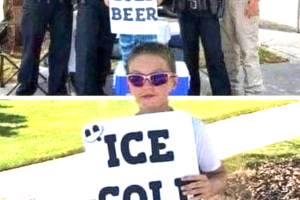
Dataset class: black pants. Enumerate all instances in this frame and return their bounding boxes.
[18,0,72,95]
[178,12,231,95]
[75,0,116,95]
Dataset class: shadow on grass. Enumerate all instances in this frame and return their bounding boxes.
[0,104,12,109]
[0,112,27,137]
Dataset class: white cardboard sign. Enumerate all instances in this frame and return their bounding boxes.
[109,0,159,34]
[83,111,199,200]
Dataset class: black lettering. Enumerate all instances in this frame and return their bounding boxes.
[146,7,158,21]
[123,185,148,200]
[135,8,145,21]
[121,131,147,165]
[104,135,120,167]
[149,181,162,200]
[123,8,133,21]
[174,178,188,200]
[148,130,174,163]
[112,7,122,20]
[99,186,119,200]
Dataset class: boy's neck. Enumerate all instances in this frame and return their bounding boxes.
[137,106,173,115]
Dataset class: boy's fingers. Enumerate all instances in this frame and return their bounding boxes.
[181,174,207,181]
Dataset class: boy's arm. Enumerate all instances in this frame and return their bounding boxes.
[204,165,227,197]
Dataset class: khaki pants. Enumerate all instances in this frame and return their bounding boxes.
[221,0,263,95]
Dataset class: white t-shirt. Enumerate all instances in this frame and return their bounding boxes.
[192,117,221,173]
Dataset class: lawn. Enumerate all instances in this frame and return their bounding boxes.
[0,100,298,172]
[224,136,300,173]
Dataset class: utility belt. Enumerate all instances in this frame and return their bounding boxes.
[77,0,104,5]
[33,0,72,4]
[173,0,225,17]
[35,0,64,3]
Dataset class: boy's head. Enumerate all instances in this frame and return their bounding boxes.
[126,42,178,114]
[126,42,176,74]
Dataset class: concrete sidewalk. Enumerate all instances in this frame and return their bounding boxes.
[207,102,300,159]
[0,102,299,199]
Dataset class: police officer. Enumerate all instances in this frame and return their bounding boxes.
[16,0,73,95]
[174,0,231,95]
[74,0,116,95]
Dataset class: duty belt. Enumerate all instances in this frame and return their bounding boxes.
[37,0,64,3]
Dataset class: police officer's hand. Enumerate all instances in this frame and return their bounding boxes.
[180,174,213,200]
[245,0,260,18]
[104,0,110,7]
[156,0,164,5]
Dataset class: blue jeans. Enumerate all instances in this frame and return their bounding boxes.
[178,12,231,95]
[119,34,158,64]
[18,0,72,95]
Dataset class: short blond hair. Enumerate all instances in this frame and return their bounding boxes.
[126,42,176,74]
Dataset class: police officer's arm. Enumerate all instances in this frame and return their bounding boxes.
[104,0,164,7]
[180,166,227,199]
[245,0,260,18]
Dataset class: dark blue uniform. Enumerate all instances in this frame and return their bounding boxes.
[177,0,231,95]
[74,0,116,95]
[17,0,73,95]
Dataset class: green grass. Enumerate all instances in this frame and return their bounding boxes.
[0,100,298,172]
[224,136,300,173]
[199,46,288,68]
[259,47,289,64]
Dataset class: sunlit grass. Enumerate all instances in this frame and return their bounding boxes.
[224,136,300,172]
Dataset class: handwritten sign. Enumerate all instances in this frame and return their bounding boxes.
[109,0,159,34]
[83,111,199,200]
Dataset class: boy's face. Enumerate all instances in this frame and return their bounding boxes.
[127,54,177,114]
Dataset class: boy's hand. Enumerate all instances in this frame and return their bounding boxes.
[181,174,213,199]
[244,0,260,18]
[104,0,110,7]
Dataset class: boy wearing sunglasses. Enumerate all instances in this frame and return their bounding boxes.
[126,42,227,199]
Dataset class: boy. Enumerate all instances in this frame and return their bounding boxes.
[126,42,227,199]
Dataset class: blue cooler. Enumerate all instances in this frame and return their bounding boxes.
[113,61,190,96]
